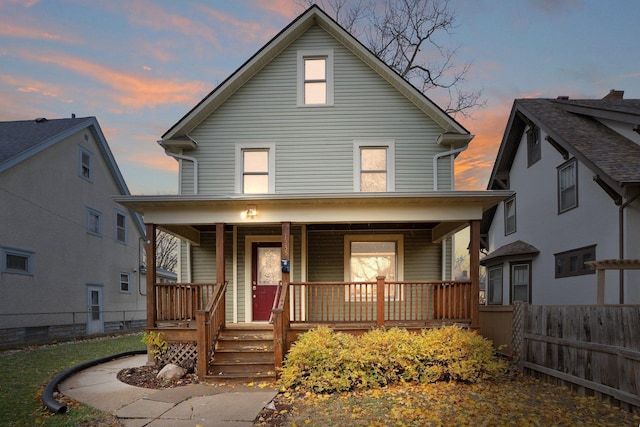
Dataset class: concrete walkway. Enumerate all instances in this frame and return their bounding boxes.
[58,354,279,427]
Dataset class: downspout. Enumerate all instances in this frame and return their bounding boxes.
[157,140,199,194]
[619,191,640,303]
[433,144,469,191]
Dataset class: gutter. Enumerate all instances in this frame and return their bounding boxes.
[157,140,199,194]
[433,144,469,191]
[619,191,640,303]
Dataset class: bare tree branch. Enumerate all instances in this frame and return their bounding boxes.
[155,230,178,272]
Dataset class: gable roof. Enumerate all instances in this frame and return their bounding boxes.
[161,4,470,148]
[0,116,145,237]
[488,97,640,195]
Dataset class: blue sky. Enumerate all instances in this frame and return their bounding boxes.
[1,0,639,194]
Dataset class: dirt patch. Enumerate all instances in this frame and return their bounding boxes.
[116,365,199,389]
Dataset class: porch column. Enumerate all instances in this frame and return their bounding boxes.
[469,220,480,329]
[145,223,157,330]
[215,223,225,284]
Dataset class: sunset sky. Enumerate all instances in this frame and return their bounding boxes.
[1,0,639,194]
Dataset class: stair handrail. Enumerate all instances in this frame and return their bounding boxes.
[271,279,290,379]
[196,281,228,381]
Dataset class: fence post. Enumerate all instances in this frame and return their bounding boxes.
[376,276,385,327]
[196,310,207,381]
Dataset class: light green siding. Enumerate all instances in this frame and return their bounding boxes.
[183,24,454,195]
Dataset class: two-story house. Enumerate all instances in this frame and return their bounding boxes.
[116,5,509,380]
[0,117,147,347]
[481,90,640,306]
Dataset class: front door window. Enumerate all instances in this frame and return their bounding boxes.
[252,243,282,321]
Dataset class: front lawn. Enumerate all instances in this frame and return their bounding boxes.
[0,333,145,426]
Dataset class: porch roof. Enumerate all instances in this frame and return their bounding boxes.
[115,191,511,244]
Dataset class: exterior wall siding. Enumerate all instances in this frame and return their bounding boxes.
[486,127,622,305]
[183,25,453,195]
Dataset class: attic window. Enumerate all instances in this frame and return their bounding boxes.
[297,49,333,106]
[526,126,541,167]
[79,146,94,182]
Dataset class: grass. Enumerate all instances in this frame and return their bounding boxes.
[0,333,145,427]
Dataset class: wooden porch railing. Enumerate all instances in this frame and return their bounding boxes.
[154,283,218,324]
[196,282,227,380]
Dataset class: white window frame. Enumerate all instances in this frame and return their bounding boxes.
[504,196,516,235]
[87,207,103,237]
[235,143,276,194]
[487,265,503,305]
[115,209,128,244]
[353,141,395,192]
[344,234,404,302]
[558,159,578,213]
[1,247,34,275]
[79,145,94,182]
[297,49,334,107]
[120,272,131,293]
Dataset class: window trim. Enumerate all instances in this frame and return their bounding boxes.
[1,246,35,275]
[510,261,531,304]
[235,143,276,194]
[115,209,128,244]
[119,272,131,293]
[526,126,541,167]
[86,207,103,237]
[504,196,516,235]
[353,141,395,192]
[297,49,334,107]
[558,159,578,214]
[78,145,94,182]
[486,265,503,305]
[554,244,596,278]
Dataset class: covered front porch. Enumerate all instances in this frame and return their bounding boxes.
[118,192,508,381]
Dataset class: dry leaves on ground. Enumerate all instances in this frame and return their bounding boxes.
[278,375,640,426]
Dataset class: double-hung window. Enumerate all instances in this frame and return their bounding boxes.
[558,159,577,213]
[87,207,102,236]
[354,142,395,192]
[236,144,275,194]
[297,50,333,106]
[79,146,93,182]
[504,196,516,235]
[120,272,130,293]
[511,263,530,303]
[115,210,127,244]
[1,247,34,275]
[487,266,503,305]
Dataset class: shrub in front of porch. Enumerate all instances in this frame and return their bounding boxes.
[279,326,506,393]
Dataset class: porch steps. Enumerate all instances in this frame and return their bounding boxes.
[205,325,276,383]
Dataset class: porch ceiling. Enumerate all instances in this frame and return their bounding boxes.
[115,191,511,244]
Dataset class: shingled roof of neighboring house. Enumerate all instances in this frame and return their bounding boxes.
[480,240,539,265]
[0,117,93,168]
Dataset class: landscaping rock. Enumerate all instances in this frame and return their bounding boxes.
[157,363,187,381]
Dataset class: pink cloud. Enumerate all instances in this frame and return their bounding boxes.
[16,50,209,110]
[196,5,279,45]
[0,22,78,43]
[255,0,301,18]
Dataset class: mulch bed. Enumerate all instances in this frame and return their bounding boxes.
[116,365,199,389]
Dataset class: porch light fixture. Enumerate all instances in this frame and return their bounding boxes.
[242,205,257,219]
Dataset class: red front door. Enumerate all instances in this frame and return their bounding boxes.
[252,242,282,321]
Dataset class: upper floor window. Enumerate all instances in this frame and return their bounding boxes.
[87,207,102,236]
[115,209,127,244]
[527,126,541,167]
[120,272,130,293]
[504,196,516,235]
[558,159,577,213]
[555,245,596,278]
[354,142,395,192]
[79,146,94,182]
[1,247,34,275]
[297,49,334,106]
[236,143,276,194]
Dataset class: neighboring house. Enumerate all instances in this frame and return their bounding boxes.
[116,6,509,379]
[0,116,147,346]
[481,90,640,306]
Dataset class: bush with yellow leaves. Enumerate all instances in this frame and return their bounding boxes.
[279,325,506,393]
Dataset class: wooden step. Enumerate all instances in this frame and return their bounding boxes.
[207,325,276,383]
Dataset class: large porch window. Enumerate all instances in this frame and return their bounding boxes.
[345,235,403,301]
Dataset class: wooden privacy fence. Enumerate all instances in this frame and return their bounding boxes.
[513,302,640,411]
